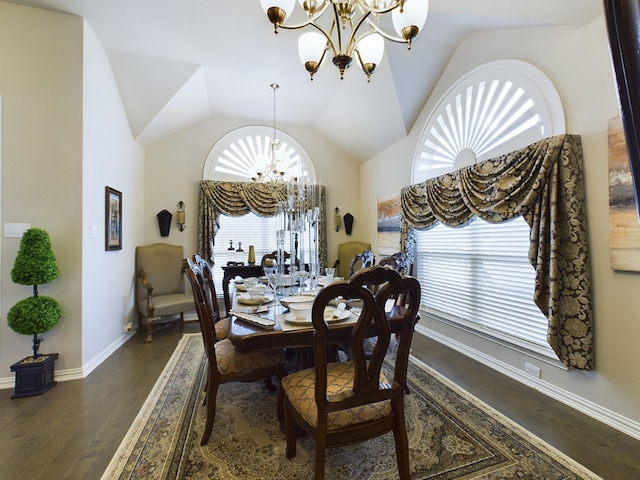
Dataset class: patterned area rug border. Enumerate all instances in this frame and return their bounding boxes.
[102,333,602,480]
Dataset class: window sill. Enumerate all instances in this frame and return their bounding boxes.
[420,308,568,371]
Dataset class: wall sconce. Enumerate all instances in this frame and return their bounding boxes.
[177,201,186,231]
[334,207,342,232]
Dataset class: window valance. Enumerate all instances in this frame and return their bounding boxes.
[401,134,593,370]
[198,181,328,269]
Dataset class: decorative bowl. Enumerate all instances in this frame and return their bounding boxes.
[288,302,313,320]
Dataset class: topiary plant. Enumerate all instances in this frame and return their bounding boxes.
[7,227,62,359]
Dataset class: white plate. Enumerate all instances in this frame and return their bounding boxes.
[237,293,274,305]
[280,294,316,308]
[317,276,344,286]
[283,307,351,325]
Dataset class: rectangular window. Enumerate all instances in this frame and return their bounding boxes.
[211,213,280,294]
[414,217,554,357]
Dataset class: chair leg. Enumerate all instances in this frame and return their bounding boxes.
[264,376,275,392]
[284,401,298,459]
[314,436,327,480]
[392,403,411,480]
[201,378,219,446]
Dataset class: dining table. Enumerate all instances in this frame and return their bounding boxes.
[226,277,411,355]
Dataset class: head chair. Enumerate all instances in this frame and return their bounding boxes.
[261,250,300,273]
[348,249,376,277]
[379,251,412,276]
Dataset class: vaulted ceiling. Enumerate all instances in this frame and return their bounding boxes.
[7,0,603,162]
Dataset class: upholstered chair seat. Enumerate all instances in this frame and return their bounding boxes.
[215,338,285,376]
[281,361,390,430]
[136,293,194,319]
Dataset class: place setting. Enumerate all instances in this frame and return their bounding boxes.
[279,300,356,331]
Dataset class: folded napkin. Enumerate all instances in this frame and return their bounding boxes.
[237,293,270,305]
[231,305,269,314]
[234,313,276,329]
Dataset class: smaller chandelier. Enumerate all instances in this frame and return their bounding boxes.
[252,83,288,183]
[258,0,429,81]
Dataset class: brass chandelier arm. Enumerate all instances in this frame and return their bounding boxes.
[272,1,331,31]
[363,18,413,46]
[354,0,406,16]
[260,0,424,80]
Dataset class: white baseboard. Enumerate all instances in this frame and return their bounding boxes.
[0,331,136,391]
[416,325,640,442]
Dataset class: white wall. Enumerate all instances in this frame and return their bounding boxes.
[0,3,146,387]
[143,117,361,266]
[0,2,84,378]
[81,22,145,369]
[361,16,640,437]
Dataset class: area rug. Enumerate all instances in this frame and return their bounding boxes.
[101,333,601,480]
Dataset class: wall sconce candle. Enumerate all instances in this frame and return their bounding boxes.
[334,207,342,232]
[177,201,186,231]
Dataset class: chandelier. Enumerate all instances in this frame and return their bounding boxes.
[258,0,429,81]
[252,83,288,183]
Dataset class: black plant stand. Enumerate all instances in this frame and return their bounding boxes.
[10,353,58,399]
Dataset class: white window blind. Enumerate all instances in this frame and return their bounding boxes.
[415,217,554,355]
[211,213,280,295]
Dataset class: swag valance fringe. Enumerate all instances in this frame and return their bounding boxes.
[198,181,328,270]
[401,134,593,370]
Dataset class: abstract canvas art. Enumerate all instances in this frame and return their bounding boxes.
[608,116,640,271]
[377,192,401,256]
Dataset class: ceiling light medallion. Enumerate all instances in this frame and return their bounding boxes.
[258,0,429,82]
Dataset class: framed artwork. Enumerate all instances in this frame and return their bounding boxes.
[105,186,122,251]
[604,0,640,215]
[377,192,401,256]
[608,116,640,271]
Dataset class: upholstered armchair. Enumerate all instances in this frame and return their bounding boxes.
[136,243,195,342]
[333,241,371,279]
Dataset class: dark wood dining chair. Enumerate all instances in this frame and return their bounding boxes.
[261,250,300,273]
[192,254,230,340]
[281,266,421,480]
[183,257,286,446]
[378,251,414,307]
[348,249,376,277]
[379,251,412,276]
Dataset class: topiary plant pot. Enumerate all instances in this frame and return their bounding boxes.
[10,353,58,398]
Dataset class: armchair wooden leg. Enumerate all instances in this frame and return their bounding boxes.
[145,323,153,343]
[144,316,160,343]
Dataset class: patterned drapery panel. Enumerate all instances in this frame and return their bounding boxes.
[401,134,593,370]
[198,181,328,269]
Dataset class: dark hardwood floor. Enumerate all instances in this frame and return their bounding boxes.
[1,325,638,479]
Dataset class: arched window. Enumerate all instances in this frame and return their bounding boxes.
[202,126,319,293]
[203,125,315,182]
[412,60,565,357]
